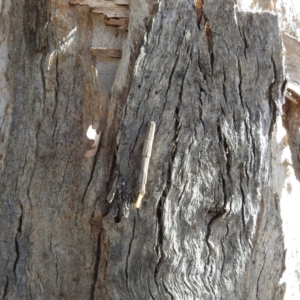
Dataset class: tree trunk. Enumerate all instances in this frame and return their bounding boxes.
[0,0,287,299]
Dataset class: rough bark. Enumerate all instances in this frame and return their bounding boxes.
[0,0,286,299]
[237,1,300,298]
[238,0,300,38]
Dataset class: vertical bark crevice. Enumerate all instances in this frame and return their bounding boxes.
[79,149,99,205]
[154,193,164,294]
[268,53,279,137]
[13,204,23,280]
[125,216,136,298]
[90,230,102,300]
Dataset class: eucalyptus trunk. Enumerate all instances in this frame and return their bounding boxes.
[0,0,286,299]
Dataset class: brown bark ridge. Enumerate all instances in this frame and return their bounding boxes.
[0,0,285,299]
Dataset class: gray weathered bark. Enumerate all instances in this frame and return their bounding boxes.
[0,0,286,299]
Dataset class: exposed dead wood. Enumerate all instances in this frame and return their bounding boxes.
[283,32,300,103]
[104,17,128,30]
[195,0,202,23]
[283,32,300,84]
[69,0,129,19]
[91,47,122,58]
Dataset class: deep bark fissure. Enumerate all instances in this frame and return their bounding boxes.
[223,136,231,179]
[239,27,248,58]
[13,203,23,280]
[155,193,164,255]
[221,176,227,212]
[90,230,102,300]
[2,275,8,300]
[40,52,47,104]
[239,177,247,231]
[79,145,101,205]
[268,53,278,138]
[154,192,165,294]
[125,216,136,298]
[237,57,245,109]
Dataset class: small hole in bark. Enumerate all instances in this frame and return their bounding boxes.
[114,215,122,223]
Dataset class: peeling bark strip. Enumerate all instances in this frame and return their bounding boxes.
[135,121,156,208]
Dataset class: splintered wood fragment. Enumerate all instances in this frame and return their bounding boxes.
[135,121,156,209]
[91,47,122,58]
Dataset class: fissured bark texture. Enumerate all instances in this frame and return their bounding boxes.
[0,0,285,299]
